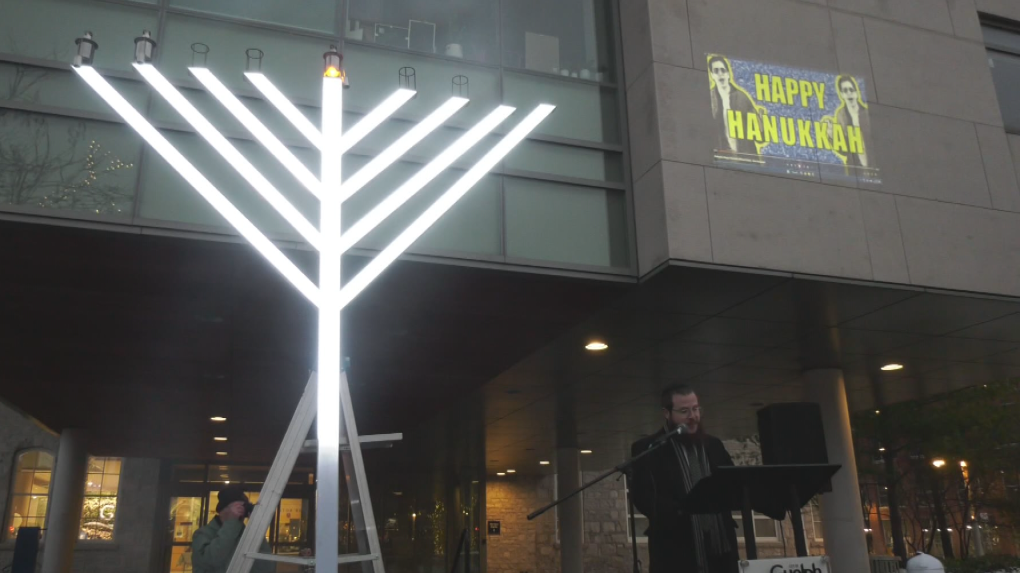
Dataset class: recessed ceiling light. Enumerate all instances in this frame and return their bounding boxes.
[580,450,593,455]
[539,461,550,465]
[880,363,903,371]
[216,451,228,456]
[585,341,608,351]
[225,480,230,484]
[496,472,506,476]
[210,416,227,422]
[878,447,886,452]
[214,437,228,441]
[506,469,516,474]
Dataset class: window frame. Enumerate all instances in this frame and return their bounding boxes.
[78,456,123,543]
[732,511,781,543]
[3,448,55,542]
[982,16,1020,135]
[622,474,648,545]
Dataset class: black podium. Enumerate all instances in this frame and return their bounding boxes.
[682,464,840,559]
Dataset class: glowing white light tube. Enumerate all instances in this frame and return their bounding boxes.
[136,64,322,250]
[190,67,323,199]
[246,72,323,149]
[339,97,468,202]
[316,75,343,573]
[338,105,515,255]
[337,89,416,155]
[338,104,554,309]
[245,73,417,156]
[74,65,320,305]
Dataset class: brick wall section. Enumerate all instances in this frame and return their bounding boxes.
[0,399,161,573]
[486,478,546,573]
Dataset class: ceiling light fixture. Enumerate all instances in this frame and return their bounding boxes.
[214,437,228,441]
[496,472,506,476]
[881,363,904,371]
[585,341,608,351]
[216,452,228,456]
[506,469,516,474]
[539,461,550,466]
[580,450,593,455]
[210,416,227,422]
[221,474,229,478]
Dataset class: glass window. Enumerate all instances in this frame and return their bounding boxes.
[502,71,619,143]
[501,0,616,83]
[341,155,501,256]
[0,62,149,115]
[986,50,1020,133]
[168,0,339,34]
[732,512,779,542]
[0,110,140,217]
[343,43,501,128]
[504,179,628,268]
[504,140,624,183]
[80,457,122,541]
[159,14,329,102]
[984,24,1020,133]
[138,129,319,235]
[623,475,647,544]
[0,0,158,69]
[809,498,824,541]
[346,0,499,65]
[3,450,54,541]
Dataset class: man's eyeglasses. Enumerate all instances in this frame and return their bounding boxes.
[667,406,702,417]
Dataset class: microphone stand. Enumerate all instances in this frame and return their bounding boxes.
[526,427,684,573]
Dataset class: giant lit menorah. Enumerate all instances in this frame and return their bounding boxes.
[72,31,552,573]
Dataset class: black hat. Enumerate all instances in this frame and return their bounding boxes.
[216,484,249,513]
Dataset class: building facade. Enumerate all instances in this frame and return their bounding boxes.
[4,0,1020,572]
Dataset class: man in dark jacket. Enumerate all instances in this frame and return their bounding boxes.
[630,385,739,573]
[192,485,275,573]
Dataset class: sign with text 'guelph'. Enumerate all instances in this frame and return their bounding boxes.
[707,54,881,186]
[738,556,831,573]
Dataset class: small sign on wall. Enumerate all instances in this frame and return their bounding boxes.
[487,521,501,536]
[739,556,830,573]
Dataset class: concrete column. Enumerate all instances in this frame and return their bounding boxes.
[556,447,583,573]
[41,429,89,573]
[804,369,869,573]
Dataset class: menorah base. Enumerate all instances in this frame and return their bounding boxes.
[226,372,401,573]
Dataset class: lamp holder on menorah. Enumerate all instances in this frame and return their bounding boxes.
[72,31,553,573]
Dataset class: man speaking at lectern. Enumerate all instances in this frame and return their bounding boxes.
[630,385,739,573]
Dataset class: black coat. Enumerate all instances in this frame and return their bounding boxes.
[630,430,740,573]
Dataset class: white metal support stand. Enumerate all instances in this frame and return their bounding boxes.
[226,372,401,573]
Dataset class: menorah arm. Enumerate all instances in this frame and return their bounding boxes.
[136,64,322,250]
[337,104,516,255]
[73,65,320,306]
[191,67,323,200]
[336,104,555,312]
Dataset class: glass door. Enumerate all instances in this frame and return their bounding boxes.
[168,496,204,573]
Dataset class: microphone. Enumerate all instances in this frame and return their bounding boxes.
[647,424,685,450]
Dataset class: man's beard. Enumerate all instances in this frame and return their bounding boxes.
[666,420,706,441]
